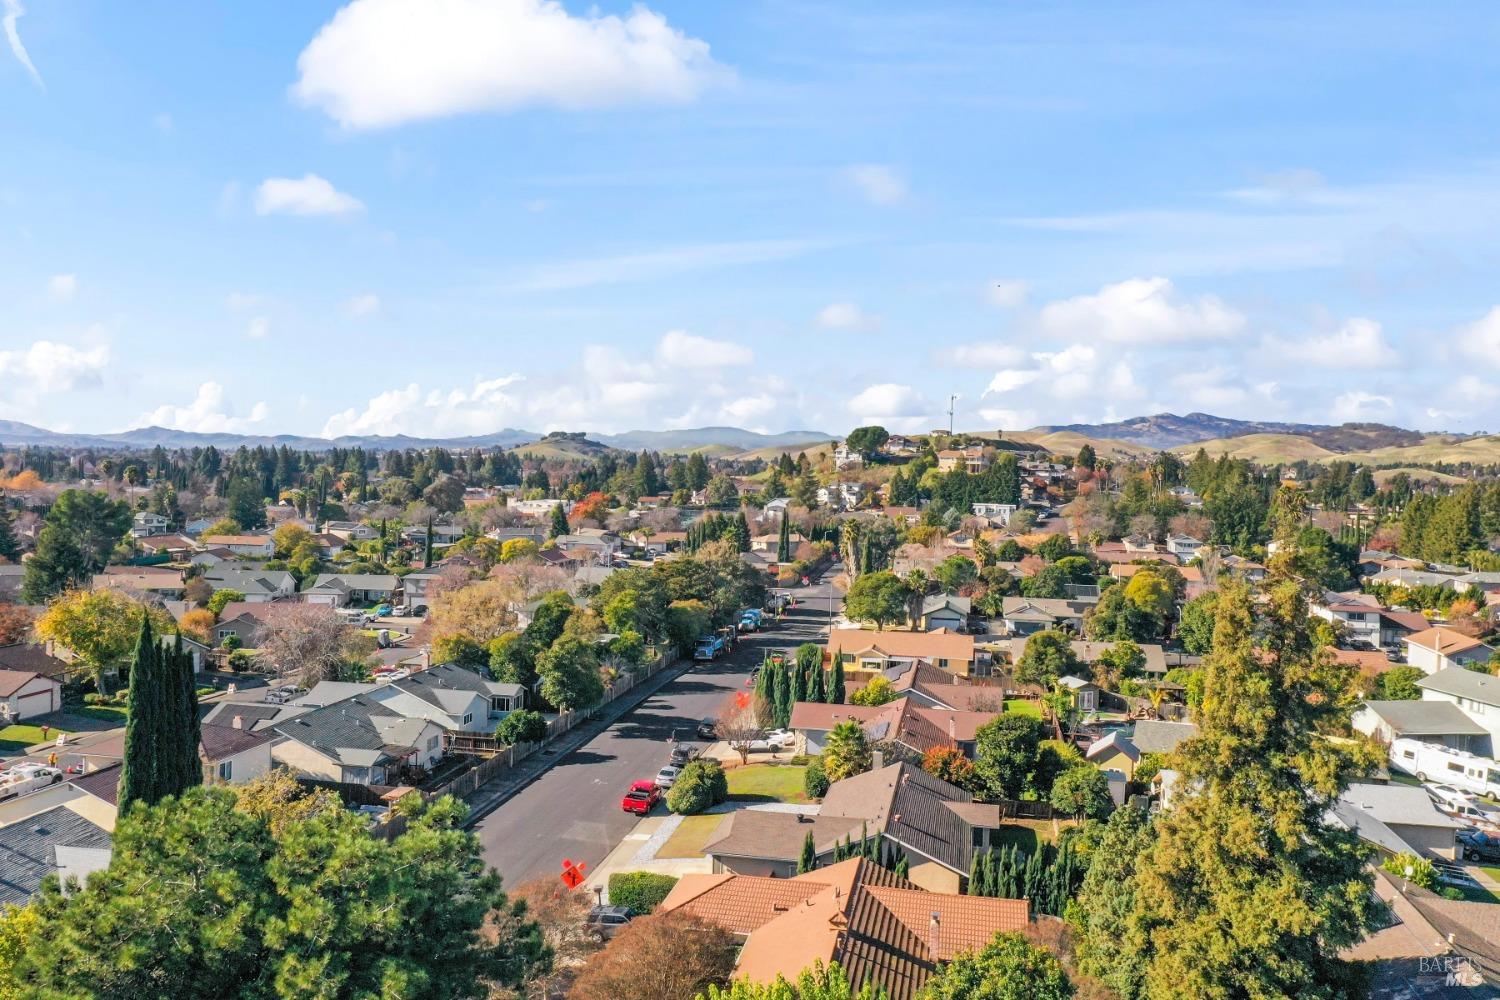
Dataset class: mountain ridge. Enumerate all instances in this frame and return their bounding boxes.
[1033,412,1432,451]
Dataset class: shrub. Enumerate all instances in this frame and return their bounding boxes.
[82,693,108,706]
[803,757,830,799]
[607,871,679,914]
[226,649,254,673]
[220,634,242,651]
[496,709,548,746]
[666,759,728,815]
[1381,851,1436,890]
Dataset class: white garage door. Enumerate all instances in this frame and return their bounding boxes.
[15,688,55,717]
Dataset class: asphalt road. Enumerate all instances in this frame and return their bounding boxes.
[474,575,842,889]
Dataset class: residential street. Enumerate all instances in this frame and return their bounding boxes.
[474,573,843,890]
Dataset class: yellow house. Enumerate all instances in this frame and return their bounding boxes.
[826,628,975,678]
[1084,730,1141,779]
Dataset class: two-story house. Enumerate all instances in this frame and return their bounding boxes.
[131,511,171,538]
[1403,627,1493,675]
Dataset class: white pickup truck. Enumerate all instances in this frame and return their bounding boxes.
[0,764,62,802]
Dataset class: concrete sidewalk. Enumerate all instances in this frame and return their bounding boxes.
[461,656,698,827]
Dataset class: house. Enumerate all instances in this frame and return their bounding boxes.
[879,662,1010,713]
[1222,555,1268,582]
[0,670,62,722]
[0,645,72,684]
[0,805,113,905]
[201,534,275,558]
[1403,627,1493,675]
[323,521,378,542]
[788,699,999,759]
[827,629,975,677]
[1417,667,1500,748]
[552,530,621,562]
[134,533,197,559]
[297,662,524,733]
[1353,700,1492,755]
[305,573,400,607]
[211,603,283,648]
[936,446,991,473]
[203,567,296,603]
[704,762,1006,894]
[91,571,187,601]
[399,571,443,607]
[1346,867,1500,992]
[270,696,445,785]
[509,498,570,518]
[1130,720,1199,754]
[997,596,1090,636]
[970,502,1017,525]
[1165,533,1203,559]
[183,517,217,537]
[131,511,171,538]
[917,594,970,632]
[1058,675,1101,714]
[1369,567,1460,590]
[0,566,21,602]
[1456,571,1500,594]
[1311,598,1385,649]
[1085,730,1139,777]
[199,723,273,785]
[833,442,864,470]
[883,435,920,456]
[1329,782,1462,860]
[1377,609,1429,648]
[816,482,865,511]
[657,858,1029,1000]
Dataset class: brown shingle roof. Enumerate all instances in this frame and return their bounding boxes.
[0,645,70,680]
[1405,626,1487,656]
[0,670,48,697]
[827,629,974,664]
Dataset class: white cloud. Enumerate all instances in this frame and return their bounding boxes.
[136,382,269,433]
[0,340,109,392]
[47,274,77,301]
[1265,317,1399,370]
[1458,306,1500,368]
[322,374,529,437]
[500,238,830,293]
[987,279,1029,308]
[984,369,1039,395]
[844,164,906,206]
[246,317,270,340]
[345,293,381,317]
[655,330,752,368]
[938,342,1026,368]
[1035,277,1244,344]
[816,302,878,331]
[255,174,364,217]
[3,0,42,89]
[294,0,730,130]
[847,383,928,430]
[977,407,1038,429]
[1332,390,1394,422]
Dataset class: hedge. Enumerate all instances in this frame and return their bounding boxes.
[666,759,728,815]
[608,871,679,914]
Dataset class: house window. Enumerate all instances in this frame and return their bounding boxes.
[462,713,473,726]
[491,696,510,712]
[427,736,439,752]
[217,761,233,781]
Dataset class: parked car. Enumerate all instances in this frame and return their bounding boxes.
[587,905,635,940]
[1425,783,1480,811]
[1458,829,1500,863]
[743,729,797,753]
[621,780,660,816]
[1446,801,1500,828]
[654,765,681,789]
[392,604,410,616]
[668,743,700,766]
[373,604,393,617]
[696,718,717,740]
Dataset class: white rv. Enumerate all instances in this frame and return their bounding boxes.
[1389,738,1500,798]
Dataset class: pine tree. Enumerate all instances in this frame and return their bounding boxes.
[829,660,846,704]
[548,503,568,540]
[798,830,817,874]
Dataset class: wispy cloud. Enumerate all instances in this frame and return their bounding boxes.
[496,238,838,293]
[3,0,43,89]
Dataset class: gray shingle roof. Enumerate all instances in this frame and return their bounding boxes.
[1418,666,1500,707]
[272,695,431,767]
[820,762,977,874]
[1130,720,1199,753]
[1359,699,1489,737]
[0,806,111,905]
[401,662,524,703]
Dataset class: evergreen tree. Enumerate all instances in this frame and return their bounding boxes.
[969,851,985,895]
[423,513,435,566]
[895,853,909,879]
[777,513,792,562]
[773,663,792,729]
[548,503,569,539]
[753,658,776,725]
[170,633,202,793]
[0,511,18,563]
[807,665,826,704]
[829,659,846,705]
[120,615,166,808]
[790,659,806,705]
[798,830,817,874]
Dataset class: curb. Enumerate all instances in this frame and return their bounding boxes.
[461,656,699,827]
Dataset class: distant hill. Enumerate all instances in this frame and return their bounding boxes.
[1035,412,1433,453]
[0,419,833,455]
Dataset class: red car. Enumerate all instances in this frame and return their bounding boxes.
[621,780,660,816]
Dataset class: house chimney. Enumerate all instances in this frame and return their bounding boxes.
[948,716,957,740]
[929,912,940,959]
[873,750,884,770]
[231,715,243,730]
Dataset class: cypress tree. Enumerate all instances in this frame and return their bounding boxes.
[895,852,910,879]
[424,514,435,566]
[754,658,775,724]
[0,512,18,563]
[790,660,806,706]
[829,660,846,705]
[798,830,817,874]
[777,513,791,562]
[120,614,165,808]
[773,664,792,729]
[807,666,825,704]
[172,633,202,792]
[969,852,985,894]
[1024,845,1046,903]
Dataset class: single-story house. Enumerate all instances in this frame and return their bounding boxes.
[91,571,187,601]
[997,596,1090,636]
[1404,627,1493,675]
[0,805,113,905]
[201,534,275,558]
[203,568,297,603]
[0,670,62,721]
[1130,720,1199,755]
[199,723,273,785]
[826,629,975,677]
[1352,699,1492,755]
[788,698,998,759]
[1329,781,1461,860]
[305,574,400,607]
[657,857,1029,1000]
[917,594,970,632]
[270,696,445,785]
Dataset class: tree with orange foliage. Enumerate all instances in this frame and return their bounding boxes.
[569,491,612,526]
[922,745,978,792]
[177,608,217,645]
[0,604,34,645]
[0,470,44,492]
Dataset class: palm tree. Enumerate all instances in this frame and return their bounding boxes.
[1148,686,1167,720]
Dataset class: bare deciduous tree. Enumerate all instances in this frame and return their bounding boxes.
[569,911,737,1000]
[717,691,765,764]
[258,603,365,687]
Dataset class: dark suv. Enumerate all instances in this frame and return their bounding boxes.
[696,718,717,740]
[586,905,635,940]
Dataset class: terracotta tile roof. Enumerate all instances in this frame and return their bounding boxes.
[657,873,828,935]
[827,629,974,663]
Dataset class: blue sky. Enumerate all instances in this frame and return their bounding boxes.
[5,1,1500,438]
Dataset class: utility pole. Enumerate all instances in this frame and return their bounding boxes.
[948,394,957,436]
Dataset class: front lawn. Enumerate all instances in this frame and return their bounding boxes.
[0,723,72,754]
[726,764,808,804]
[74,705,129,724]
[1004,699,1042,718]
[658,814,727,859]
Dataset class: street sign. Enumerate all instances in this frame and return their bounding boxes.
[560,858,586,889]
